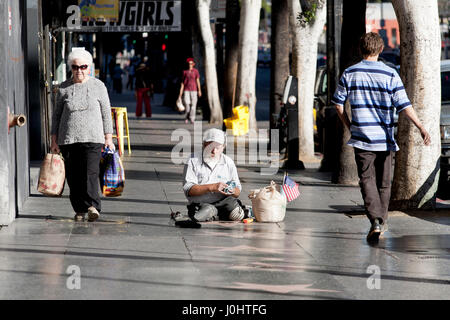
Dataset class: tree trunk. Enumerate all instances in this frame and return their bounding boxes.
[224,0,240,120]
[289,0,326,162]
[270,0,290,131]
[216,23,224,99]
[333,0,366,185]
[235,0,262,131]
[390,0,441,210]
[196,0,223,124]
[319,0,342,172]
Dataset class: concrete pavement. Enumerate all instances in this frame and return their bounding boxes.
[0,90,449,300]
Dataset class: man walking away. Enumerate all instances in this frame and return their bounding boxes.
[332,32,431,243]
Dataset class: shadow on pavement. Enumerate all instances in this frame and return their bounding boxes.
[376,234,450,259]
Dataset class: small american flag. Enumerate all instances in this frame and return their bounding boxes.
[282,174,300,202]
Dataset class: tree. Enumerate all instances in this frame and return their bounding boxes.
[390,0,441,209]
[224,0,240,120]
[270,0,290,132]
[235,0,262,131]
[289,0,327,162]
[333,0,366,185]
[196,0,223,124]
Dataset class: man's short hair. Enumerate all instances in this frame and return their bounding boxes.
[359,32,384,57]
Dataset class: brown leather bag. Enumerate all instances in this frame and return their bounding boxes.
[37,153,65,196]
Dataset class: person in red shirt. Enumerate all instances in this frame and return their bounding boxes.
[134,63,153,117]
[178,58,202,123]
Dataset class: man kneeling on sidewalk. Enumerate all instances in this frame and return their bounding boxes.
[181,128,245,224]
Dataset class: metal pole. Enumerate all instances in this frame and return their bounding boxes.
[326,0,342,105]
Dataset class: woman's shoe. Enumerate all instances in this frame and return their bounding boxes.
[74,213,85,222]
[87,206,100,222]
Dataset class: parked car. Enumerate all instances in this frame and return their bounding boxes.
[438,59,450,196]
[257,47,271,67]
[379,49,400,66]
[313,65,327,153]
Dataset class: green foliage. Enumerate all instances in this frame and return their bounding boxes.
[296,0,323,27]
[262,0,271,15]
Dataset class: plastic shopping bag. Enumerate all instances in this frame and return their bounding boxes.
[176,97,185,112]
[248,181,286,222]
[37,153,65,196]
[99,147,125,197]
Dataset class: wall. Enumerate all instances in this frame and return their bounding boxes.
[0,0,30,225]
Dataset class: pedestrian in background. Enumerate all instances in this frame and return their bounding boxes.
[179,57,202,124]
[134,63,153,118]
[51,49,115,222]
[112,63,124,94]
[333,32,431,242]
[126,62,136,90]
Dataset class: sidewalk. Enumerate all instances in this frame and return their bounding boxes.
[0,90,449,300]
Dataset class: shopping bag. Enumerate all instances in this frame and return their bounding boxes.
[99,147,125,197]
[37,153,65,196]
[248,181,286,222]
[176,97,185,112]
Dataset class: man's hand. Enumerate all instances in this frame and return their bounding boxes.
[225,187,241,198]
[189,182,241,197]
[402,107,431,146]
[420,128,431,146]
[335,104,351,130]
[211,182,228,194]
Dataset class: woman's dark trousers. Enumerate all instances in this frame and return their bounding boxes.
[60,143,103,213]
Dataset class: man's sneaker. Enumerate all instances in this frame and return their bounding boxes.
[74,213,85,222]
[367,219,382,242]
[171,211,184,221]
[87,206,100,222]
[229,206,245,221]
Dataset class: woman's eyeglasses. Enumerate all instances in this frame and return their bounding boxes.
[72,64,88,70]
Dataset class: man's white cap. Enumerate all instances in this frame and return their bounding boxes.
[203,128,225,145]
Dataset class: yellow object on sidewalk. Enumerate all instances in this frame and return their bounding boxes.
[223,105,249,136]
[232,105,249,120]
[313,108,317,132]
[111,107,131,157]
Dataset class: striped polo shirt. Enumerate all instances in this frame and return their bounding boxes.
[332,60,411,151]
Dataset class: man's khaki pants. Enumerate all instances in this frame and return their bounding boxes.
[183,91,198,122]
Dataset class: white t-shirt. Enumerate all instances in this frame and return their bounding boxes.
[182,152,241,204]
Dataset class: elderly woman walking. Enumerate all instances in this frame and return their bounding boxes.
[51,49,115,222]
